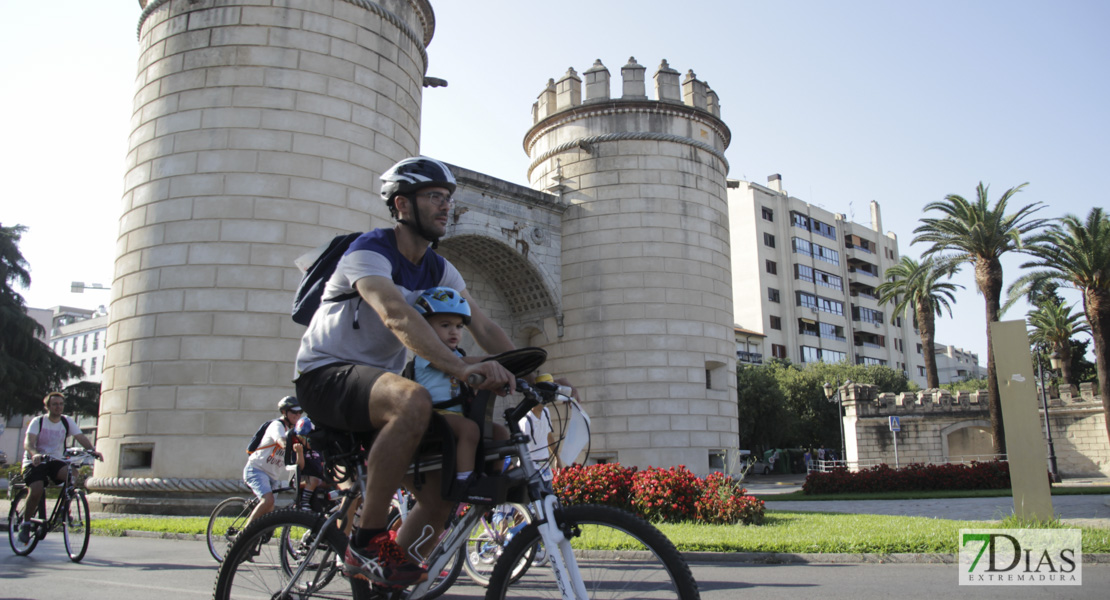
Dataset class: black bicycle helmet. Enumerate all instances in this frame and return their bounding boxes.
[380,156,457,245]
[278,396,300,412]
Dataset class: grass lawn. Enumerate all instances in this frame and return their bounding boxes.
[90,485,1110,555]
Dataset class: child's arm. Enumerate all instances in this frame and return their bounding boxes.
[294,442,305,470]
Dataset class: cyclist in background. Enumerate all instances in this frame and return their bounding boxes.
[242,396,301,528]
[19,392,101,544]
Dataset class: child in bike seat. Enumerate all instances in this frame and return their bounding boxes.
[289,416,326,511]
[412,287,508,501]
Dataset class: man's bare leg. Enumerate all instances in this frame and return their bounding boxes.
[359,374,433,531]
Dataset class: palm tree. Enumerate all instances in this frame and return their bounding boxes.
[875,256,962,388]
[1026,300,1090,385]
[1008,207,1110,442]
[912,183,1049,455]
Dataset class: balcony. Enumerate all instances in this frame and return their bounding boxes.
[737,351,764,364]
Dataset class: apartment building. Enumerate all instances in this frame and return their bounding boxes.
[729,175,926,379]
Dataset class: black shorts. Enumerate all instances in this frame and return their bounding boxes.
[295,363,388,433]
[22,459,68,487]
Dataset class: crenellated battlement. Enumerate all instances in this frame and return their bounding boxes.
[531,57,721,124]
[843,381,1103,418]
[838,381,1107,477]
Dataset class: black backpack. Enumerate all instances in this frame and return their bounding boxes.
[291,232,363,326]
[245,419,277,455]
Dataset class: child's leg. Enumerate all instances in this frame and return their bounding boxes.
[442,413,479,475]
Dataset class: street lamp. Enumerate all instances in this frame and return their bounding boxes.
[823,379,851,465]
[1038,348,1062,483]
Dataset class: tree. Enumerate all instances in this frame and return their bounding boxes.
[1007,207,1110,443]
[736,363,790,452]
[913,182,1049,455]
[751,360,913,450]
[1025,299,1089,385]
[0,223,84,418]
[875,256,962,388]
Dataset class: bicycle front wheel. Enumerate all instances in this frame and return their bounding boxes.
[63,490,91,562]
[280,518,340,591]
[484,504,700,600]
[8,487,41,556]
[464,503,535,586]
[213,508,371,600]
[207,497,252,562]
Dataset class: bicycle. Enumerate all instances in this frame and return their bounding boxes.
[8,448,97,562]
[213,347,700,599]
[206,483,299,563]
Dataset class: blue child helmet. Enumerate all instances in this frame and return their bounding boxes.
[294,415,314,437]
[414,287,471,325]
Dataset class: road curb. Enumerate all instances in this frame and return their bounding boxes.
[685,551,1110,564]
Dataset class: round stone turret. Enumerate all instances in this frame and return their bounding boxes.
[525,58,737,473]
[92,0,436,513]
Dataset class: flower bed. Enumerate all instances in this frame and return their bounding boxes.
[554,463,765,525]
[802,460,1012,495]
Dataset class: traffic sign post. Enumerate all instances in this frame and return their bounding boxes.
[889,416,901,468]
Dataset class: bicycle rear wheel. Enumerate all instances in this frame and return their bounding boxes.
[464,503,535,586]
[7,488,41,556]
[213,508,371,600]
[484,504,700,600]
[207,497,252,562]
[63,490,91,562]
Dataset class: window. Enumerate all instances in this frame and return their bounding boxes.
[823,349,847,363]
[72,338,78,353]
[800,292,843,315]
[93,332,99,351]
[820,322,845,341]
[813,244,840,265]
[800,345,820,363]
[90,357,97,375]
[795,264,814,282]
[766,260,777,275]
[791,212,810,231]
[815,269,843,291]
[82,334,88,352]
[799,319,819,336]
[763,232,776,248]
[768,288,780,303]
[769,316,782,330]
[916,343,923,355]
[853,306,884,324]
[792,237,812,256]
[61,342,67,357]
[918,366,926,376]
[80,359,86,373]
[812,219,836,240]
[857,356,888,366]
[771,344,787,359]
[761,207,774,221]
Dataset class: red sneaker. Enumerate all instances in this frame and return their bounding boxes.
[343,531,428,588]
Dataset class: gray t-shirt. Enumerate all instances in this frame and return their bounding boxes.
[294,229,465,378]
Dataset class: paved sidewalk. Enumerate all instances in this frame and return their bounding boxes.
[743,472,1110,527]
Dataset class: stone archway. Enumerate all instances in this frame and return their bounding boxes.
[437,234,559,347]
[941,420,994,461]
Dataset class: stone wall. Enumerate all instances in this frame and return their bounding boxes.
[842,382,1108,477]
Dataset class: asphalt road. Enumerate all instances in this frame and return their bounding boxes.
[3,536,1109,600]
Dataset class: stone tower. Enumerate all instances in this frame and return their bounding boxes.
[91,0,436,512]
[524,58,737,472]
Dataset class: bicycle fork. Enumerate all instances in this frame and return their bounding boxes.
[533,494,588,600]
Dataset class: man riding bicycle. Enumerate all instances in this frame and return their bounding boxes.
[242,396,303,528]
[19,392,101,544]
[294,156,518,587]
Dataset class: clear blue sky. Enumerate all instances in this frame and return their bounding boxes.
[4,1,1107,363]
